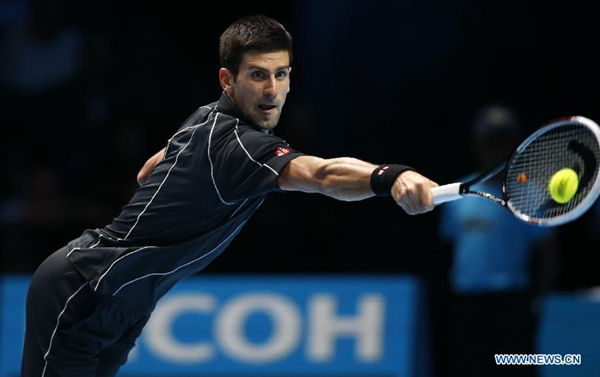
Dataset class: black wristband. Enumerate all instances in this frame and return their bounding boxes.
[370,164,413,196]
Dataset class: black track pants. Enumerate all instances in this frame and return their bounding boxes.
[21,245,150,377]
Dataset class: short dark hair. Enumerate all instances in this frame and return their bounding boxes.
[219,15,293,77]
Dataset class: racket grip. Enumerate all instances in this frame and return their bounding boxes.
[431,183,463,205]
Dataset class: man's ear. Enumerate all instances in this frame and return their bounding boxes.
[219,68,234,94]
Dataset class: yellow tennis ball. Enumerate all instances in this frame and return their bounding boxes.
[548,168,579,204]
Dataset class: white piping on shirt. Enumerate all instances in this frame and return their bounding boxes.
[229,198,248,219]
[164,106,215,157]
[65,236,102,257]
[111,220,246,296]
[41,282,88,377]
[233,119,279,176]
[93,246,157,291]
[208,112,235,205]
[169,106,215,140]
[122,112,216,240]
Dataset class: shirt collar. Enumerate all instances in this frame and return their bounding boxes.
[216,91,272,133]
[217,91,250,122]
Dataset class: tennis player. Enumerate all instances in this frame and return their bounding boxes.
[21,15,438,377]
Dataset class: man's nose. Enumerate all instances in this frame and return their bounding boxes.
[264,76,278,97]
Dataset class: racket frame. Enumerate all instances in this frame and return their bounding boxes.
[504,116,600,226]
[432,115,600,226]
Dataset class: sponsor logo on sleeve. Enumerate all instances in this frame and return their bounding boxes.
[275,147,291,157]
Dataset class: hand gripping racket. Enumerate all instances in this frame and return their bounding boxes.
[431,116,600,226]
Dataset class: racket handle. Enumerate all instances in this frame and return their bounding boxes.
[431,183,464,205]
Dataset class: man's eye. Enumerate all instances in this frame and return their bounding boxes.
[251,71,265,79]
[275,71,288,79]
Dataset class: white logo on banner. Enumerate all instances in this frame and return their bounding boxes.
[142,292,385,364]
[145,294,216,363]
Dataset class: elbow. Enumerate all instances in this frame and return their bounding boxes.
[137,161,153,185]
[136,172,146,186]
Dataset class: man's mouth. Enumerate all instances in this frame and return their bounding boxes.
[258,104,277,112]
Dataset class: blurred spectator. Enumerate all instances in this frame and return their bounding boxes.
[439,105,558,377]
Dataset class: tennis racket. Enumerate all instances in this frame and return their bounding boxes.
[431,115,600,226]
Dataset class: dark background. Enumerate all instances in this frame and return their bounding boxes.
[1,0,599,374]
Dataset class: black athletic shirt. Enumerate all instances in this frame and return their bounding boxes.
[66,92,304,311]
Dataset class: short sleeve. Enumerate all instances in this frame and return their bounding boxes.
[211,128,304,202]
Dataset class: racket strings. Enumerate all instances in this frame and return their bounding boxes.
[505,123,600,221]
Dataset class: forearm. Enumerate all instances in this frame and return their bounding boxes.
[279,156,377,201]
[279,155,437,214]
[316,157,378,201]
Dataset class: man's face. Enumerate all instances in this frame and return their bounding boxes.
[222,50,291,129]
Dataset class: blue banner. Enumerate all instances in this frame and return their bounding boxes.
[1,275,430,377]
[537,293,600,377]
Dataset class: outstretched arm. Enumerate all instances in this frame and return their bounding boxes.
[137,147,166,185]
[278,156,438,214]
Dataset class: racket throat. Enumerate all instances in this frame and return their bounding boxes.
[468,190,506,206]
